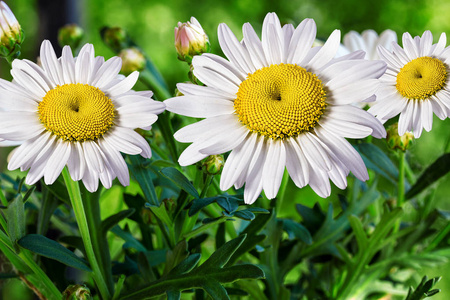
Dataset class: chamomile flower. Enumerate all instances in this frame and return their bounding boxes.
[0,40,165,191]
[342,29,397,60]
[369,31,450,138]
[165,13,386,204]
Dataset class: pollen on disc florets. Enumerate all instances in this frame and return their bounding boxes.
[38,83,115,141]
[234,63,327,140]
[396,56,448,100]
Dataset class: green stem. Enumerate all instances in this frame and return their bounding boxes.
[424,222,450,253]
[276,170,290,212]
[62,168,112,300]
[83,188,115,295]
[199,175,213,198]
[394,151,406,233]
[19,251,62,300]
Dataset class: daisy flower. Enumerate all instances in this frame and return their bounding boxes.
[342,29,397,60]
[0,40,165,192]
[369,31,450,138]
[165,13,387,204]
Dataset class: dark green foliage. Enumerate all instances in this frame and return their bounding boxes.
[405,276,441,300]
[120,235,264,300]
[18,234,92,272]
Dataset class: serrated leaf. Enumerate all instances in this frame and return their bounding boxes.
[18,234,91,272]
[101,209,135,236]
[282,219,313,244]
[233,210,255,221]
[160,167,199,199]
[120,235,264,300]
[110,225,147,252]
[354,143,401,184]
[216,197,239,214]
[169,253,201,276]
[6,194,25,247]
[166,290,181,300]
[406,153,450,199]
[302,184,379,257]
[348,215,369,252]
[405,276,441,300]
[164,240,190,275]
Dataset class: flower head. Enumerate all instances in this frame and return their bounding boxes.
[165,13,386,204]
[0,40,165,192]
[369,31,450,138]
[175,17,209,63]
[342,29,397,60]
[119,47,146,75]
[0,1,23,58]
[58,24,84,49]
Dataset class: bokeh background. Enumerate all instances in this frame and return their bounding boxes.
[1,0,450,299]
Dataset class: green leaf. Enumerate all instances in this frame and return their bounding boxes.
[302,183,379,257]
[120,235,264,300]
[233,210,255,221]
[6,194,25,247]
[166,290,181,300]
[101,209,135,236]
[354,143,401,184]
[128,155,159,206]
[282,219,313,245]
[405,276,441,300]
[110,225,147,252]
[18,234,92,272]
[406,153,450,199]
[160,167,199,199]
[348,215,369,252]
[44,177,70,204]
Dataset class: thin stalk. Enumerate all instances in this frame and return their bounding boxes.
[276,170,290,212]
[424,222,450,253]
[62,168,111,300]
[199,175,213,198]
[83,189,115,295]
[19,251,62,300]
[394,151,405,233]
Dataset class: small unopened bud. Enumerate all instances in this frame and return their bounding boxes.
[188,64,202,85]
[58,24,84,49]
[386,123,414,152]
[0,1,24,60]
[119,47,146,75]
[163,198,176,214]
[62,285,92,300]
[201,155,224,175]
[175,17,209,63]
[101,26,129,53]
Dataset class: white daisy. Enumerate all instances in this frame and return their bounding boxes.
[165,13,387,204]
[369,31,450,138]
[0,40,165,192]
[342,29,397,60]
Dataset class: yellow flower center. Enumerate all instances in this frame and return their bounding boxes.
[396,56,447,100]
[38,83,115,141]
[234,63,327,139]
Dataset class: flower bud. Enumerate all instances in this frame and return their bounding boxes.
[62,285,92,300]
[119,47,146,75]
[101,26,129,53]
[58,24,84,49]
[201,155,224,175]
[0,1,24,60]
[386,123,414,152]
[174,17,209,63]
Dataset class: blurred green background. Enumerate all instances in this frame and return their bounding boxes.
[2,0,450,299]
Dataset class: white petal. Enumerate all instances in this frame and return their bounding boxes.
[99,138,130,186]
[82,141,105,173]
[306,30,341,70]
[287,18,317,65]
[164,95,234,118]
[67,142,86,181]
[285,137,309,188]
[218,23,255,73]
[44,139,71,184]
[262,139,286,199]
[220,133,257,190]
[91,56,122,89]
[106,71,139,97]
